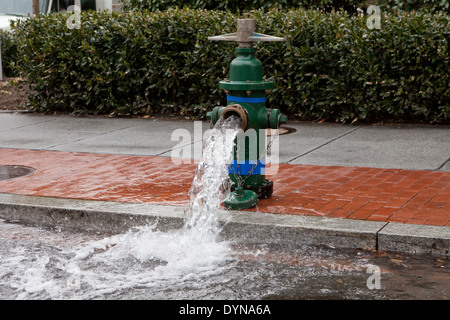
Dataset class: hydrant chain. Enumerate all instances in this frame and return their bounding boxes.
[233,127,280,187]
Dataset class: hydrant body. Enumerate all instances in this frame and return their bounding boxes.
[206,19,287,209]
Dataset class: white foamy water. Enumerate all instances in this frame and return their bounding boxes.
[0,116,243,299]
[0,225,235,299]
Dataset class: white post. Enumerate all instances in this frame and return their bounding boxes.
[0,41,3,81]
[47,0,54,14]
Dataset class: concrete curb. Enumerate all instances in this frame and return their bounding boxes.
[0,193,448,256]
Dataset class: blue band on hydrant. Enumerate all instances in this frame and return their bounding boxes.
[227,95,266,104]
[228,160,265,175]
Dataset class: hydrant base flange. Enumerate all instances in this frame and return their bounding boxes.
[224,188,258,210]
[231,179,273,200]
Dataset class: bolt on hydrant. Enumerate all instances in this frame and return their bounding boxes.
[206,18,288,210]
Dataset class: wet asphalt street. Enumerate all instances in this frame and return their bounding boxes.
[0,219,448,301]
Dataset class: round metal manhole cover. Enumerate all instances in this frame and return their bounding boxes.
[266,126,297,136]
[0,165,35,181]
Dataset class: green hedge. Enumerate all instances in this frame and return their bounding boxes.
[10,8,450,123]
[122,0,450,13]
[0,30,18,77]
[123,0,360,13]
[377,0,449,12]
[266,9,450,123]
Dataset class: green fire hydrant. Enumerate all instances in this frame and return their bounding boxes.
[206,19,288,210]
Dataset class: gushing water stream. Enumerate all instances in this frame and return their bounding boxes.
[184,115,242,239]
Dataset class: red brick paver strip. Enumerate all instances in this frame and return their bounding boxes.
[0,148,448,227]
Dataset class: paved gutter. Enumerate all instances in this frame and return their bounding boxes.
[0,193,448,256]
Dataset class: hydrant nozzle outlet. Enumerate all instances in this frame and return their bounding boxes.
[221,104,248,131]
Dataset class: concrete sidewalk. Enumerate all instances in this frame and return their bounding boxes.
[0,113,449,170]
[0,113,449,256]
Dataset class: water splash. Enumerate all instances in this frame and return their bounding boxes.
[62,115,243,298]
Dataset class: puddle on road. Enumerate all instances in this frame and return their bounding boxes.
[0,220,448,300]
